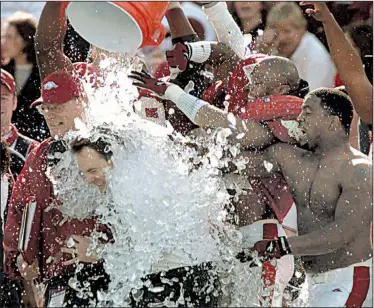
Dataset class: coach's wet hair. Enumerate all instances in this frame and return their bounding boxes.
[71,136,113,162]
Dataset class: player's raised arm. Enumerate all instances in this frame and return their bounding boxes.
[201,2,249,59]
[300,2,372,124]
[129,71,275,149]
[166,41,239,77]
[35,2,74,80]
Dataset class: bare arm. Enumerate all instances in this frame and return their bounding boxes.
[239,142,298,177]
[350,110,360,150]
[301,2,373,124]
[287,161,373,256]
[130,73,275,148]
[35,2,74,80]
[165,5,197,42]
[166,5,238,66]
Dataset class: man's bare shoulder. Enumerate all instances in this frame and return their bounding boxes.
[346,147,372,169]
[341,148,372,189]
[351,146,372,160]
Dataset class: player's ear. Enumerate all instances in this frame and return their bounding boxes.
[329,115,341,132]
[12,95,18,111]
[276,84,291,95]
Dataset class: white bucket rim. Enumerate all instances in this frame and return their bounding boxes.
[66,2,144,53]
[109,2,143,46]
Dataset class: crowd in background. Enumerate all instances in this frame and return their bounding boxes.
[1,1,373,147]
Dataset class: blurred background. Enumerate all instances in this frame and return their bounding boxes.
[1,1,372,143]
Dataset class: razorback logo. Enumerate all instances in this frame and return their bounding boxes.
[44,81,58,90]
[266,241,276,253]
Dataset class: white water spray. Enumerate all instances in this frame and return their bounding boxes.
[50,52,265,307]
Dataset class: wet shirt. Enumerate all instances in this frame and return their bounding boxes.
[3,138,112,280]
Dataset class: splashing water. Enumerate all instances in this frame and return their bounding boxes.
[51,52,266,306]
[93,126,223,305]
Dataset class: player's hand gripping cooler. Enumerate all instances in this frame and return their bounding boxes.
[237,220,296,307]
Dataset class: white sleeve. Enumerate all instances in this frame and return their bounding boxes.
[302,53,336,90]
[203,2,250,59]
[165,85,208,123]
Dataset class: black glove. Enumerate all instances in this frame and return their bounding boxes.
[253,236,292,260]
[128,71,172,99]
[237,236,292,262]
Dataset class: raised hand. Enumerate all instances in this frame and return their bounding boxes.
[166,43,191,79]
[255,28,280,55]
[128,71,171,99]
[300,2,331,22]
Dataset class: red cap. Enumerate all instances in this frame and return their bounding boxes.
[31,70,84,107]
[1,69,16,94]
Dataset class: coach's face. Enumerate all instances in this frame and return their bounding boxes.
[37,98,84,138]
[76,146,113,193]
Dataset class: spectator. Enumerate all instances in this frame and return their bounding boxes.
[1,11,50,141]
[348,2,373,26]
[345,24,373,60]
[265,2,336,90]
[1,19,10,66]
[1,69,39,180]
[232,2,266,49]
